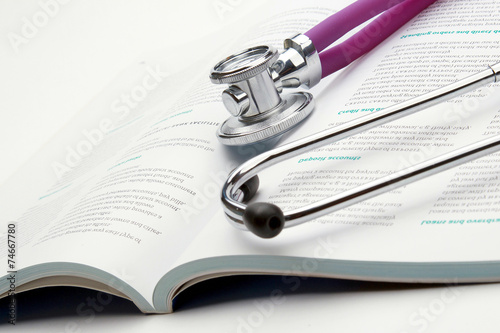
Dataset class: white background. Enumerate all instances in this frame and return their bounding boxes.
[0,0,263,185]
[1,0,500,332]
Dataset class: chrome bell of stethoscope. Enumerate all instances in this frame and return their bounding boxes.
[210,0,500,240]
[209,34,321,146]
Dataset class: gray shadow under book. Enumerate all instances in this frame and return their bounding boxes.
[0,276,444,323]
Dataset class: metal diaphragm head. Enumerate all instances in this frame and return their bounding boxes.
[210,45,314,146]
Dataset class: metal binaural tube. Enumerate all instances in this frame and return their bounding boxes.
[284,135,500,227]
[222,63,500,236]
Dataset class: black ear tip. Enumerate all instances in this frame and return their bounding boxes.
[242,202,285,239]
[239,175,260,203]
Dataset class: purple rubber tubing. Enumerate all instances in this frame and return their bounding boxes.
[305,0,439,78]
[306,0,407,53]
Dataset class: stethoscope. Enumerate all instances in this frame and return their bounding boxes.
[209,0,500,238]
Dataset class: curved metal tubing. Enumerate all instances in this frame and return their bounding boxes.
[222,63,500,232]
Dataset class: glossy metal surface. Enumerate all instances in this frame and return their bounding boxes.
[273,34,322,89]
[222,63,500,231]
[210,35,321,145]
[217,92,314,146]
[210,46,279,84]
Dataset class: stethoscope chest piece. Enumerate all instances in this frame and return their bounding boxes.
[210,44,316,146]
[217,91,314,146]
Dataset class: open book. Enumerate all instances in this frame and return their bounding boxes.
[2,0,500,314]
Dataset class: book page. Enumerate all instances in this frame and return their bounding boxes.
[0,25,237,311]
[0,58,205,311]
[0,0,345,310]
[173,0,500,269]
